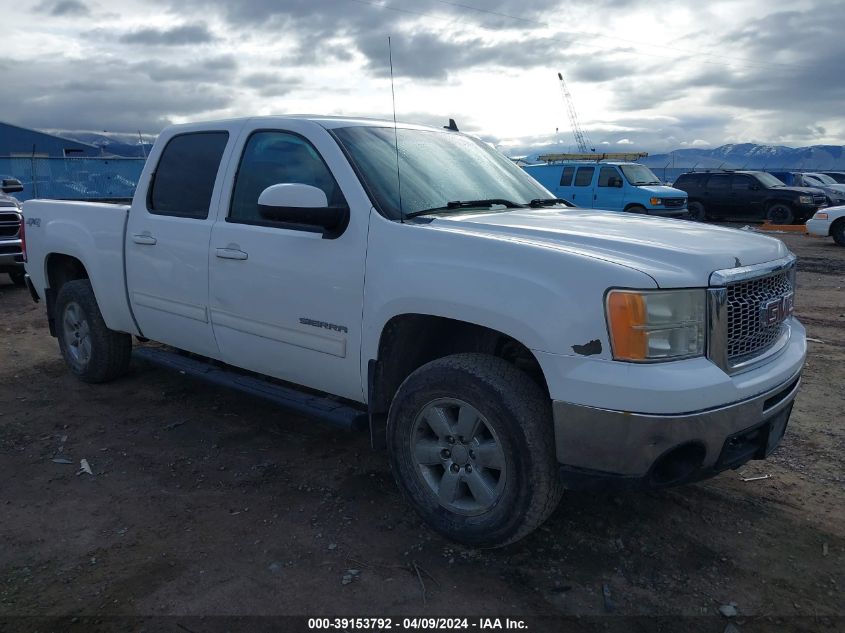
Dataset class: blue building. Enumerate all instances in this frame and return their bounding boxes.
[0,121,101,158]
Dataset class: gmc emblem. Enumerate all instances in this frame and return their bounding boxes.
[760,292,794,327]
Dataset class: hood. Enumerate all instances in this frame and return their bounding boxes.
[635,184,686,197]
[775,186,825,196]
[429,208,789,288]
[0,192,21,208]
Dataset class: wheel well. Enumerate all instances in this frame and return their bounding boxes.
[46,253,89,291]
[766,199,793,210]
[624,203,646,212]
[44,254,89,337]
[369,314,549,417]
[831,216,845,235]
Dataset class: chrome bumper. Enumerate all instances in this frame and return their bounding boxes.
[552,371,801,482]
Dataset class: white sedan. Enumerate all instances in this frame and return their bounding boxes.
[806,205,845,246]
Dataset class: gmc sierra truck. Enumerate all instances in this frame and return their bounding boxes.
[22,116,806,547]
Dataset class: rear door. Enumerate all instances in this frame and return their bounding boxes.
[593,166,624,210]
[571,166,595,207]
[125,127,238,357]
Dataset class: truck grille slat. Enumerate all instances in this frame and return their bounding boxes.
[0,212,20,238]
[726,269,793,362]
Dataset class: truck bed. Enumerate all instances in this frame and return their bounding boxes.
[23,199,139,336]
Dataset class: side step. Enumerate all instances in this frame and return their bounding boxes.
[133,347,368,431]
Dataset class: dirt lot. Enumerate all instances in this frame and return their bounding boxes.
[1,230,843,632]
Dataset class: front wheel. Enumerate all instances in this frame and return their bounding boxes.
[832,219,845,246]
[387,353,562,548]
[686,201,706,221]
[56,279,132,383]
[626,204,647,214]
[766,203,794,225]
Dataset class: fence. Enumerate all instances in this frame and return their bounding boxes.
[0,156,146,202]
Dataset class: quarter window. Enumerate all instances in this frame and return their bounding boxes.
[148,132,229,218]
[574,167,595,187]
[229,131,345,224]
[559,166,575,186]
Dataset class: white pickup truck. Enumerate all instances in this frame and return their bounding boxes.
[22,116,806,546]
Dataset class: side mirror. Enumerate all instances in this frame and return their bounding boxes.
[257,183,349,239]
[1,178,23,194]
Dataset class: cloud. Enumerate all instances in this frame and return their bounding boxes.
[119,23,217,45]
[34,0,90,16]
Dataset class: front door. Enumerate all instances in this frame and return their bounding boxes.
[208,125,368,402]
[593,166,625,210]
[125,129,234,357]
[729,174,763,220]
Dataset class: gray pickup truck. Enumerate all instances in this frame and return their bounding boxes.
[0,178,25,286]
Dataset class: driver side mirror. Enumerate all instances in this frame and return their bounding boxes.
[257,183,349,239]
[1,178,23,194]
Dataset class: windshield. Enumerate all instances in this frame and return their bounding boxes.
[755,172,785,188]
[331,126,551,219]
[806,173,837,185]
[619,164,661,185]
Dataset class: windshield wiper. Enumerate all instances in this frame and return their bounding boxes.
[528,198,572,208]
[633,181,660,185]
[405,198,525,219]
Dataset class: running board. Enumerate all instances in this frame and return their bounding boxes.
[133,347,368,431]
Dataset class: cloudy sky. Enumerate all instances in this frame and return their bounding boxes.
[2,0,844,153]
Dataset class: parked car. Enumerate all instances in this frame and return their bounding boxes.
[769,171,845,206]
[22,116,805,547]
[820,171,845,184]
[522,161,687,216]
[806,205,845,246]
[673,170,826,224]
[0,177,25,286]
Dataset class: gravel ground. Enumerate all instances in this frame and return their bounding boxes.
[0,229,842,632]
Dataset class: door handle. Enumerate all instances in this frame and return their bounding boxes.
[132,234,157,245]
[216,248,248,260]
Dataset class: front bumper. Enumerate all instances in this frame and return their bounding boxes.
[553,370,800,488]
[805,217,832,237]
[0,238,24,271]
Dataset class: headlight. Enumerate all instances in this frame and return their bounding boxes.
[799,195,813,204]
[649,197,663,206]
[606,289,706,361]
[814,212,829,219]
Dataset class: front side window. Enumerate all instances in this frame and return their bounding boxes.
[598,166,620,187]
[731,176,754,190]
[148,132,229,218]
[560,166,575,186]
[574,167,594,187]
[707,174,730,190]
[330,126,550,219]
[229,131,345,224]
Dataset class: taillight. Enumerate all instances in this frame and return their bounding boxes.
[19,214,27,263]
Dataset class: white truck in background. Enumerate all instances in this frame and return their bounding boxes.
[22,116,805,546]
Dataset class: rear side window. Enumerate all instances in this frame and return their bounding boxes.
[559,166,575,186]
[706,174,730,190]
[148,132,229,218]
[598,166,620,187]
[574,167,594,187]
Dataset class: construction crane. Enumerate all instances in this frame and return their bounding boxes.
[557,72,595,154]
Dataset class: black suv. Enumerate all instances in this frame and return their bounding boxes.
[673,170,826,224]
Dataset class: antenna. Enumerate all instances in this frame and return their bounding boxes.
[138,130,147,159]
[388,36,404,223]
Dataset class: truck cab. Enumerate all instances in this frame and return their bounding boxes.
[522,160,687,216]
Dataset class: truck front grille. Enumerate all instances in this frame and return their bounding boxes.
[726,268,794,363]
[663,197,686,209]
[0,212,20,238]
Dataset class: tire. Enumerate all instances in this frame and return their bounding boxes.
[387,353,563,548]
[626,205,647,214]
[55,279,132,383]
[832,219,845,246]
[686,201,706,222]
[8,271,25,287]
[766,203,794,225]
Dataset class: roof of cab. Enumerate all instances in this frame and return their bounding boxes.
[160,115,445,134]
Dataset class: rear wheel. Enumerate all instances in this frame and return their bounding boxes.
[766,203,794,225]
[832,218,845,246]
[686,201,706,221]
[56,279,132,383]
[387,353,562,548]
[8,271,25,287]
